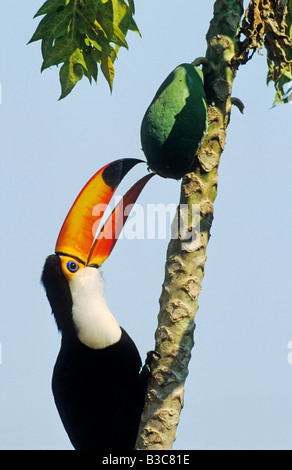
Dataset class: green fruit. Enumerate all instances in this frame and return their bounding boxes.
[140,63,208,179]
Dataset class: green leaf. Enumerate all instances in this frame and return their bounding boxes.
[75,3,96,34]
[30,0,140,98]
[96,2,128,48]
[29,13,54,43]
[113,0,140,36]
[111,0,119,21]
[100,52,114,90]
[59,48,86,99]
[29,4,73,45]
[83,49,99,82]
[127,15,140,35]
[127,0,135,14]
[34,0,67,18]
[41,36,77,70]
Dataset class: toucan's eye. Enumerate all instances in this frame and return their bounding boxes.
[66,260,79,273]
[60,256,84,281]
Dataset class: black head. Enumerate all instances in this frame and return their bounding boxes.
[41,254,74,335]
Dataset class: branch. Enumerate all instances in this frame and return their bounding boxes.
[135,0,244,450]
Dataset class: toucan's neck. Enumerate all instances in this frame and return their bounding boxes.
[68,267,122,350]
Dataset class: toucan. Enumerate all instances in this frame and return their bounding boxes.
[41,158,155,450]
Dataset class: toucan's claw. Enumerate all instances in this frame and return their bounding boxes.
[144,350,161,373]
[139,351,160,390]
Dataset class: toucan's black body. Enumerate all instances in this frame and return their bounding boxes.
[42,255,148,450]
[52,330,145,450]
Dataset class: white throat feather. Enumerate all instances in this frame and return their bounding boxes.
[68,267,121,349]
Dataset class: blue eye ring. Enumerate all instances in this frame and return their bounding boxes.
[66,260,80,273]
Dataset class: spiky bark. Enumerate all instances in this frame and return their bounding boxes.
[135,0,245,450]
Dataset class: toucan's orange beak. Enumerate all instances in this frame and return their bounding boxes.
[55,158,154,267]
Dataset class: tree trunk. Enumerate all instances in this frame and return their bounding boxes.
[135,0,244,450]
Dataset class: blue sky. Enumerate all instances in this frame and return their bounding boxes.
[0,0,292,450]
